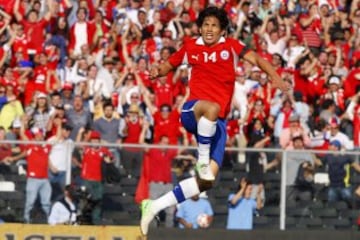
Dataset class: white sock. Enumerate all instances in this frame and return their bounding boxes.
[152,177,200,214]
[197,116,217,165]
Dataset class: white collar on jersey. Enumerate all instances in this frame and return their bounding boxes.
[195,36,226,45]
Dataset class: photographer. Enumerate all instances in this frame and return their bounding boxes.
[48,185,77,225]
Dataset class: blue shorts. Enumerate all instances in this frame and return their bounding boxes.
[180,100,227,167]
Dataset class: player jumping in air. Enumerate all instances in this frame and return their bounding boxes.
[140,6,288,236]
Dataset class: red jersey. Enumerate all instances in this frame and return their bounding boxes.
[168,37,248,118]
[21,19,49,53]
[33,65,48,93]
[147,148,177,183]
[153,110,181,144]
[13,35,29,60]
[81,147,111,181]
[26,144,51,179]
[153,81,173,108]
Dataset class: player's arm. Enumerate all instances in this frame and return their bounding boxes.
[149,61,174,79]
[243,51,288,92]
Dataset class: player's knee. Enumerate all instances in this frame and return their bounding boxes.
[202,102,220,121]
[208,102,220,115]
[197,178,214,192]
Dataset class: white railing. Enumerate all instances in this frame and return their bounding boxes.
[1,139,360,229]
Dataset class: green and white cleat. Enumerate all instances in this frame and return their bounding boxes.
[140,199,156,236]
[195,163,215,181]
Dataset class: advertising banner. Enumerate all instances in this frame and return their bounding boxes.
[0,224,143,240]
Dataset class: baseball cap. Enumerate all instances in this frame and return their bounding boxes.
[328,117,340,127]
[31,127,44,137]
[328,76,341,85]
[235,67,245,76]
[11,118,21,128]
[63,82,74,91]
[251,66,261,72]
[90,131,101,140]
[37,92,47,99]
[330,140,341,149]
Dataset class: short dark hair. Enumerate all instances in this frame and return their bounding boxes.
[103,101,114,110]
[196,6,229,31]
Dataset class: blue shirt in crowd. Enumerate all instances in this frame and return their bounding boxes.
[176,198,213,229]
[226,193,256,230]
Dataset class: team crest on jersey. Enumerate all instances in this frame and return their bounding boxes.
[220,50,229,60]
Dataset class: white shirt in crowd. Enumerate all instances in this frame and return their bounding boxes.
[326,131,354,150]
[74,22,88,56]
[263,33,287,55]
[232,79,258,119]
[48,137,74,172]
[48,198,77,225]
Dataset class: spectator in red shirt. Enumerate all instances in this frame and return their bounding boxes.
[119,103,148,176]
[80,130,113,225]
[152,104,182,145]
[8,119,52,223]
[13,0,53,55]
[0,126,13,166]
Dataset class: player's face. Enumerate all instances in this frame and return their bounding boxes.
[200,16,225,47]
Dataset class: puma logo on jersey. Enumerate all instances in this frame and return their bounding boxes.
[191,54,199,61]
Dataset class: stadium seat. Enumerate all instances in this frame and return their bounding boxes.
[303,217,323,229]
[287,207,311,218]
[327,201,349,211]
[0,191,24,201]
[253,216,270,228]
[221,179,237,190]
[312,207,338,218]
[120,177,138,186]
[232,162,246,172]
[120,177,138,196]
[285,217,296,229]
[212,215,227,229]
[103,184,123,195]
[220,170,234,180]
[322,218,352,229]
[232,172,247,182]
[261,207,280,217]
[213,204,228,215]
[339,209,360,219]
[213,188,230,199]
[350,174,360,185]
[264,172,281,183]
[0,209,16,222]
[0,181,15,191]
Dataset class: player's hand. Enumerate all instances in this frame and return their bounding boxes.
[149,65,160,79]
[272,78,290,93]
[240,177,247,189]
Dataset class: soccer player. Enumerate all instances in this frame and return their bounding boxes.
[140,6,288,236]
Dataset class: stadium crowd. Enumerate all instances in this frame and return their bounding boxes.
[0,0,360,227]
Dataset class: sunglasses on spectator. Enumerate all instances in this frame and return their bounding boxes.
[131,95,139,99]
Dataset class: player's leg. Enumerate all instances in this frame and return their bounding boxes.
[192,100,220,181]
[140,161,219,235]
[140,110,227,236]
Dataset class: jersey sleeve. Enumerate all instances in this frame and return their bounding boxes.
[168,44,187,68]
[230,38,249,58]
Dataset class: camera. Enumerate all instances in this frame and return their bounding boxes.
[70,186,98,225]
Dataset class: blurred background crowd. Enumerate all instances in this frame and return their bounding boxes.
[0,0,360,229]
